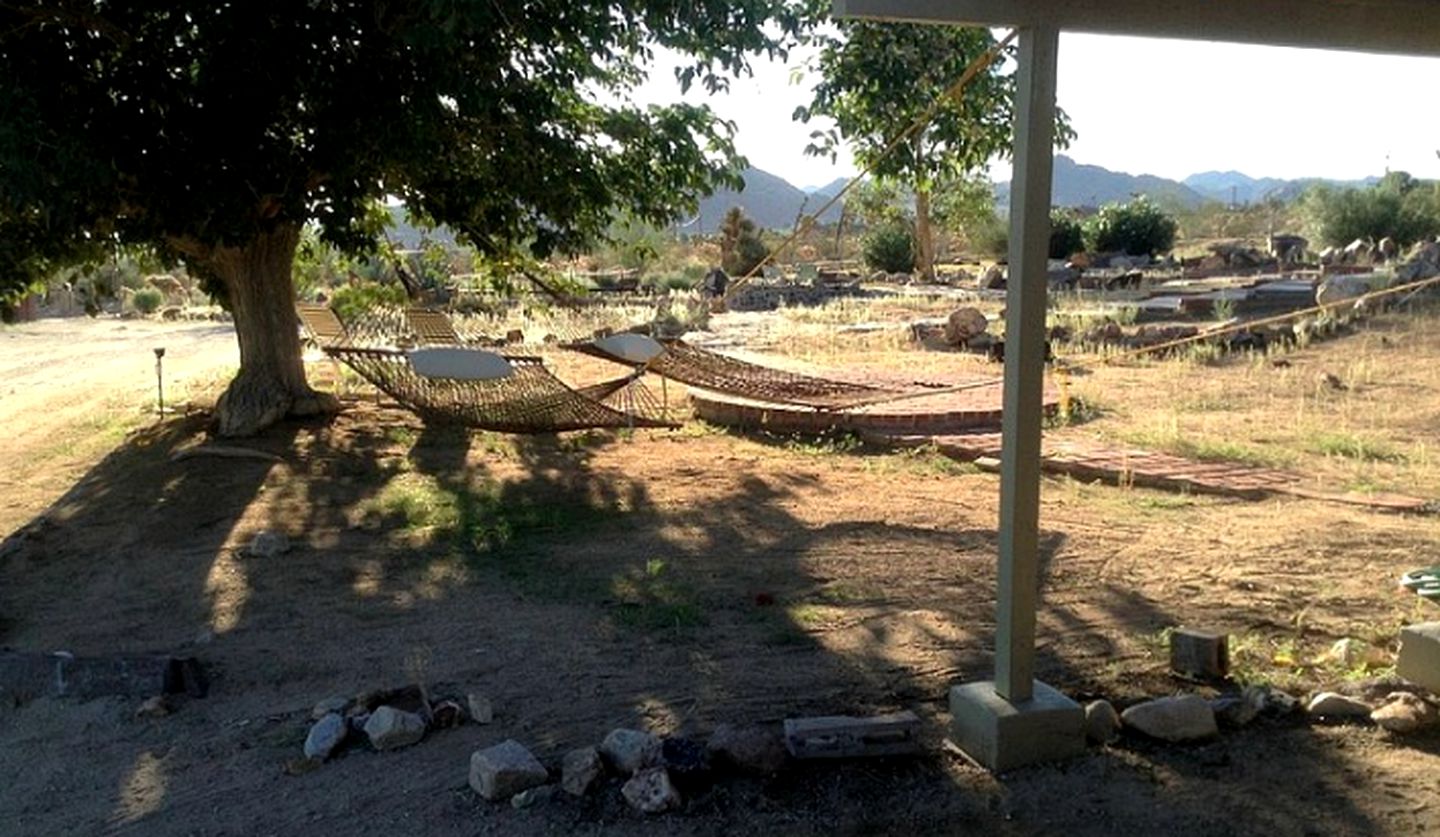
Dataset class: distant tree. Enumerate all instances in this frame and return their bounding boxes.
[1302,173,1440,247]
[0,2,808,435]
[719,207,770,276]
[799,22,1071,282]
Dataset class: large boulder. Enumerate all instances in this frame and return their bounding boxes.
[1120,695,1218,742]
[943,308,989,347]
[469,740,549,801]
[707,723,787,775]
[979,264,1006,290]
[1371,692,1440,733]
[622,767,682,814]
[600,728,662,775]
[304,713,348,761]
[363,706,427,751]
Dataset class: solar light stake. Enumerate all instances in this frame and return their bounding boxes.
[154,347,166,416]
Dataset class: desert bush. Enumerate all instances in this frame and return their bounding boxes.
[861,222,915,273]
[329,281,408,321]
[1302,175,1440,246]
[1049,210,1085,259]
[1084,197,1178,255]
[132,287,163,314]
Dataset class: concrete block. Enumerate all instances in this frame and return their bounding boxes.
[784,711,921,759]
[948,680,1085,773]
[1170,628,1229,679]
[1397,622,1440,693]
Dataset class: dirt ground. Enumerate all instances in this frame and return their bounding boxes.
[2,312,1440,836]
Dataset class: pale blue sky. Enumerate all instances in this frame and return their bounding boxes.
[633,32,1440,189]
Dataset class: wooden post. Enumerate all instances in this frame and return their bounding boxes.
[994,24,1059,704]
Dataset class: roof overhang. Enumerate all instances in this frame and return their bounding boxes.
[833,0,1440,57]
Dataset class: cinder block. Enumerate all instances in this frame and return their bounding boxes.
[1170,628,1229,679]
[784,711,921,759]
[1397,622,1440,693]
[948,680,1085,773]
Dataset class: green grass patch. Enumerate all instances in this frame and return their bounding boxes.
[609,558,707,633]
[1305,431,1406,464]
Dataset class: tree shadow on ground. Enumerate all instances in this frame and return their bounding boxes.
[0,400,1408,836]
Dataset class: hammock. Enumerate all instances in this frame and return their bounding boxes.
[567,334,927,409]
[297,305,676,433]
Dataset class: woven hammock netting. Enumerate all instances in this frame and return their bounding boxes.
[299,305,675,433]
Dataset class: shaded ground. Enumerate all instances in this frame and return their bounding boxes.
[1,314,1439,836]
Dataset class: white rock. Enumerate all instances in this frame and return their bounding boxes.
[363,705,426,751]
[246,530,291,558]
[1084,699,1121,744]
[561,746,605,797]
[1371,692,1440,733]
[304,713,347,760]
[467,693,494,724]
[1120,695,1218,742]
[601,728,662,775]
[621,767,681,814]
[1306,692,1371,718]
[469,739,549,801]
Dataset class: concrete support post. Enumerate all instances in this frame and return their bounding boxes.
[994,23,1060,703]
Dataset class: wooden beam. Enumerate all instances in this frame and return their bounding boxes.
[994,24,1059,704]
[834,0,1440,58]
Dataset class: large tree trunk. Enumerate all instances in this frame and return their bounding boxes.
[204,224,335,437]
[914,187,937,283]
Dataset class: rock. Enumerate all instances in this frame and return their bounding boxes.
[304,713,348,760]
[246,530,291,558]
[1397,622,1440,693]
[1316,276,1370,307]
[135,695,172,718]
[1378,236,1399,261]
[466,693,494,724]
[1264,688,1301,716]
[561,746,605,797]
[510,785,557,810]
[622,767,681,815]
[706,723,787,775]
[1084,699,1121,744]
[660,737,712,792]
[346,712,370,734]
[1306,692,1372,718]
[430,699,464,730]
[979,264,1006,290]
[1318,637,1388,670]
[867,270,887,284]
[505,329,525,344]
[943,307,989,347]
[311,696,349,720]
[600,728,662,775]
[363,706,427,751]
[1120,695,1218,742]
[1212,685,1266,728]
[1371,692,1440,733]
[469,739,549,802]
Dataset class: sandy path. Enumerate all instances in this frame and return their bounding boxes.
[0,316,240,533]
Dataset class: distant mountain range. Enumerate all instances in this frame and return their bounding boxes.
[684,157,1392,231]
[391,158,1389,245]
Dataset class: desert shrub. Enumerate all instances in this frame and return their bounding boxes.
[1049,210,1085,259]
[132,287,163,314]
[1084,197,1178,255]
[329,281,408,321]
[1303,176,1440,246]
[861,222,915,273]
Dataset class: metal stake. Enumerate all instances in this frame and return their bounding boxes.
[154,347,166,416]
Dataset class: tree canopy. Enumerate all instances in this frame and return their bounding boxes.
[0,1,810,433]
[798,22,1071,278]
[0,1,810,297]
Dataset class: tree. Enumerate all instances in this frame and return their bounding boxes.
[718,207,769,276]
[1302,174,1440,247]
[1083,197,1178,256]
[798,22,1071,282]
[0,2,807,435]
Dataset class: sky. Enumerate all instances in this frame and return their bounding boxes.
[631,32,1440,189]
